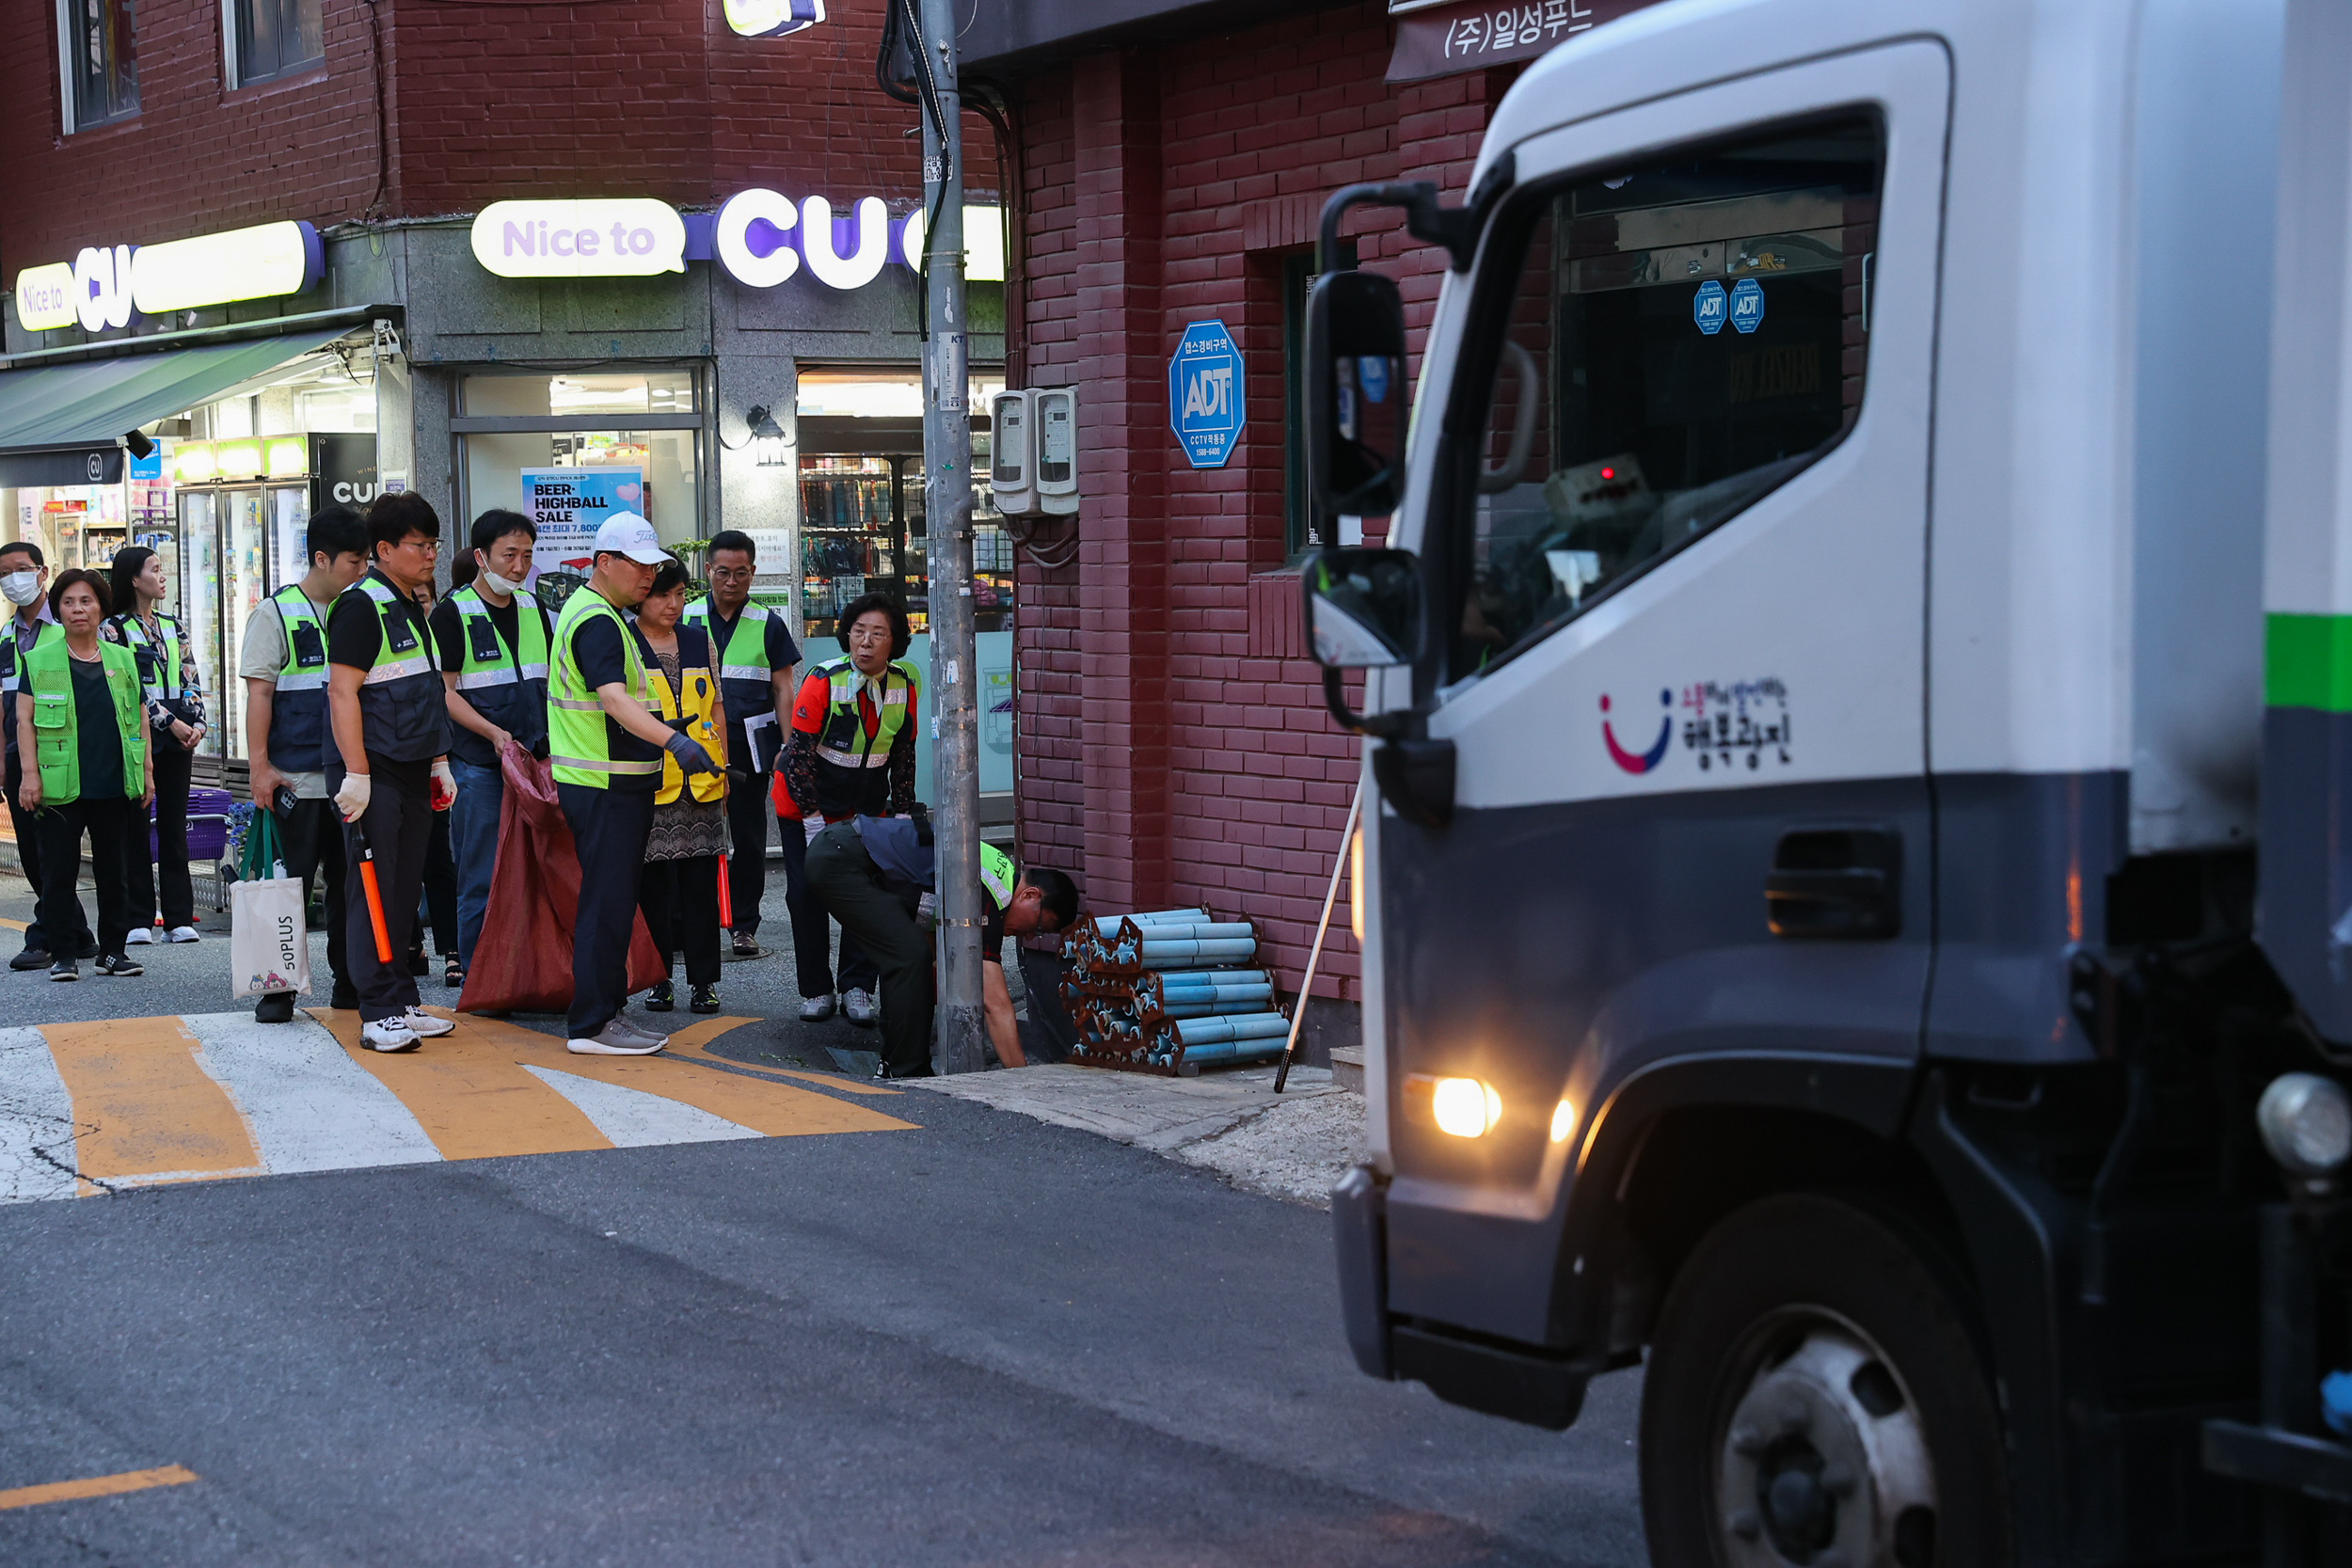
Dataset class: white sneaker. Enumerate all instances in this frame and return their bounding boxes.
[362,1018,421,1053]
[403,1006,456,1038]
[800,993,837,1022]
[611,1013,669,1047]
[125,927,152,946]
[844,988,879,1026]
[167,927,200,943]
[567,1022,665,1055]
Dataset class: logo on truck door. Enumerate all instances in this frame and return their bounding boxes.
[1601,689,1675,773]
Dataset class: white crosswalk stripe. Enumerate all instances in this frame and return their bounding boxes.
[182,1013,441,1176]
[0,1025,78,1203]
[523,1065,765,1148]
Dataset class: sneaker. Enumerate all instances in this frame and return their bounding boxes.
[800,992,836,1022]
[729,932,767,959]
[126,927,153,946]
[444,956,463,989]
[645,979,675,1013]
[844,988,879,1026]
[49,958,78,983]
[402,1007,455,1038]
[610,1013,669,1047]
[330,981,360,1010]
[362,1018,421,1053]
[10,948,50,972]
[95,953,143,977]
[873,1059,935,1081]
[567,1022,666,1055]
[167,926,201,943]
[691,983,721,1015]
[254,990,296,1024]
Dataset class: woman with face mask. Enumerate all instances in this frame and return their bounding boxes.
[103,546,207,946]
[13,569,153,980]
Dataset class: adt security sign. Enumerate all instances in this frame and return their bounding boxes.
[1170,320,1245,468]
[1693,279,1727,336]
[1729,277,1766,334]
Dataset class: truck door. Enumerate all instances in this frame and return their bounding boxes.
[1376,43,1949,1342]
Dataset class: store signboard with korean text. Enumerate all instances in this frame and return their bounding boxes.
[1169,321,1246,469]
[12,220,323,333]
[1386,0,1669,82]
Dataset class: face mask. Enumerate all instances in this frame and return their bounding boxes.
[0,572,40,608]
[479,566,525,597]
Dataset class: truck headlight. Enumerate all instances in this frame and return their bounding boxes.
[1549,1098,1578,1145]
[1431,1077,1502,1138]
[2257,1073,2352,1178]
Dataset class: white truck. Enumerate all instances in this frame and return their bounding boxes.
[1301,0,2352,1561]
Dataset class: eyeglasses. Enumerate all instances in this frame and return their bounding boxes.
[708,565,755,582]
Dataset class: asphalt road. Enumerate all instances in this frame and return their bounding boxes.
[0,867,1651,1566]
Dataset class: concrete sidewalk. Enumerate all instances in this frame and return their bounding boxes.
[908,1062,1368,1207]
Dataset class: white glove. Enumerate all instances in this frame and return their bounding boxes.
[430,759,458,812]
[804,815,825,845]
[334,771,372,823]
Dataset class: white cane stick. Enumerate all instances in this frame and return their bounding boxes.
[1275,780,1365,1094]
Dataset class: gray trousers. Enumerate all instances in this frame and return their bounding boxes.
[804,823,931,1075]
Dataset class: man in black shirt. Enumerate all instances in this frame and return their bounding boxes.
[327,494,459,1053]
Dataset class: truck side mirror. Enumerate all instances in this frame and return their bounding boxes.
[1308,271,1409,519]
[1304,546,1422,670]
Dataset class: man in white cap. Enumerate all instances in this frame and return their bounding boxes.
[546,512,720,1054]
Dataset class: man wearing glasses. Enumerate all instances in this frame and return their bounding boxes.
[682,530,801,963]
[325,493,461,1053]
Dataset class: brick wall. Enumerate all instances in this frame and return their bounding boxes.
[1,0,940,273]
[1011,5,1515,1006]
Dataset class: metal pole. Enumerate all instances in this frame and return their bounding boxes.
[1274,782,1364,1093]
[917,0,985,1073]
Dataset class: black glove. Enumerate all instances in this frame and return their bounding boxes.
[663,731,721,776]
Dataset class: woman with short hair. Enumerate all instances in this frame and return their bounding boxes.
[104,545,206,946]
[632,560,729,1015]
[12,569,152,980]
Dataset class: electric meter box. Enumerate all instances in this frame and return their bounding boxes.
[1036,387,1078,516]
[989,388,1038,516]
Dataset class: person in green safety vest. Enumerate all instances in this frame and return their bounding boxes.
[0,536,86,972]
[10,568,152,981]
[547,511,720,1056]
[104,545,208,947]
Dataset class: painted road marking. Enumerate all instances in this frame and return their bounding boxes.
[662,1019,904,1096]
[0,916,27,932]
[40,1019,265,1194]
[0,1465,199,1512]
[0,1013,915,1204]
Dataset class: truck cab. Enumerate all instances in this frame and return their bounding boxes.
[1306,0,2352,1560]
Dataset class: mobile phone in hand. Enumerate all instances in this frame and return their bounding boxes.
[273,784,298,819]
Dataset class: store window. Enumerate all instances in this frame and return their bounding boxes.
[230,0,324,87]
[455,371,705,597]
[61,0,139,132]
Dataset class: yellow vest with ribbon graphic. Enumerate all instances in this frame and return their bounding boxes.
[647,635,727,805]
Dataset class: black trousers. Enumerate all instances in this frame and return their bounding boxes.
[269,797,349,1000]
[557,782,655,1037]
[639,855,722,988]
[330,755,432,1024]
[32,795,138,959]
[805,824,931,1075]
[124,743,196,931]
[6,749,86,957]
[778,819,876,999]
[723,769,770,937]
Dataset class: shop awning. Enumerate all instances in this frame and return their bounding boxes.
[0,329,354,487]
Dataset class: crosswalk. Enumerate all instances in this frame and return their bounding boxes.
[0,1010,917,1202]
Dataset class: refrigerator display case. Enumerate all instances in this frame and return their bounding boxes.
[176,482,308,762]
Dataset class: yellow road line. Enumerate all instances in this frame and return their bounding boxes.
[310,1009,613,1162]
[661,1017,904,1096]
[0,916,27,932]
[0,1465,199,1512]
[459,1014,917,1137]
[40,1020,263,1194]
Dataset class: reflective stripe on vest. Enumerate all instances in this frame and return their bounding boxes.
[113,612,183,708]
[684,599,787,718]
[342,571,451,763]
[548,587,663,785]
[813,657,917,770]
[267,586,332,769]
[980,842,1017,911]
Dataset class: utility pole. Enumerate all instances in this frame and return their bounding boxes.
[915,0,984,1074]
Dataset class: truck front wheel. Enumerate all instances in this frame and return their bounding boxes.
[1638,1193,2012,1568]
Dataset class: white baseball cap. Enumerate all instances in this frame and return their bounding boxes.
[594,511,668,564]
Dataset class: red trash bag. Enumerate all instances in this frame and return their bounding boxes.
[459,741,666,1015]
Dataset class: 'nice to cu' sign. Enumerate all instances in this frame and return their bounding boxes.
[1169,321,1245,469]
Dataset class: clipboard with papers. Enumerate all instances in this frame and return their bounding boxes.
[741,712,787,774]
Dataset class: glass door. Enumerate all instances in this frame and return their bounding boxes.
[267,484,309,590]
[223,488,272,762]
[178,491,226,762]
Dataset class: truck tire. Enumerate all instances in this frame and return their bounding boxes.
[1638,1193,2012,1568]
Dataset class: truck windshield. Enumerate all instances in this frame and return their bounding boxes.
[1452,113,1883,678]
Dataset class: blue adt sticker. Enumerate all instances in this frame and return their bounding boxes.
[1729,277,1766,335]
[1359,356,1391,404]
[1693,279,1727,336]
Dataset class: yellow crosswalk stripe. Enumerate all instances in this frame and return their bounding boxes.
[308,1009,615,1162]
[39,1020,263,1194]
[0,1465,199,1512]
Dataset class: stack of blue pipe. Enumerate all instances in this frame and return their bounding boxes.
[1064,909,1291,1072]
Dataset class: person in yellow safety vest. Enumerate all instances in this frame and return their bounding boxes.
[103,546,208,947]
[632,559,729,1017]
[10,569,152,981]
[431,509,554,984]
[546,512,720,1056]
[779,591,921,1028]
[680,528,801,961]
